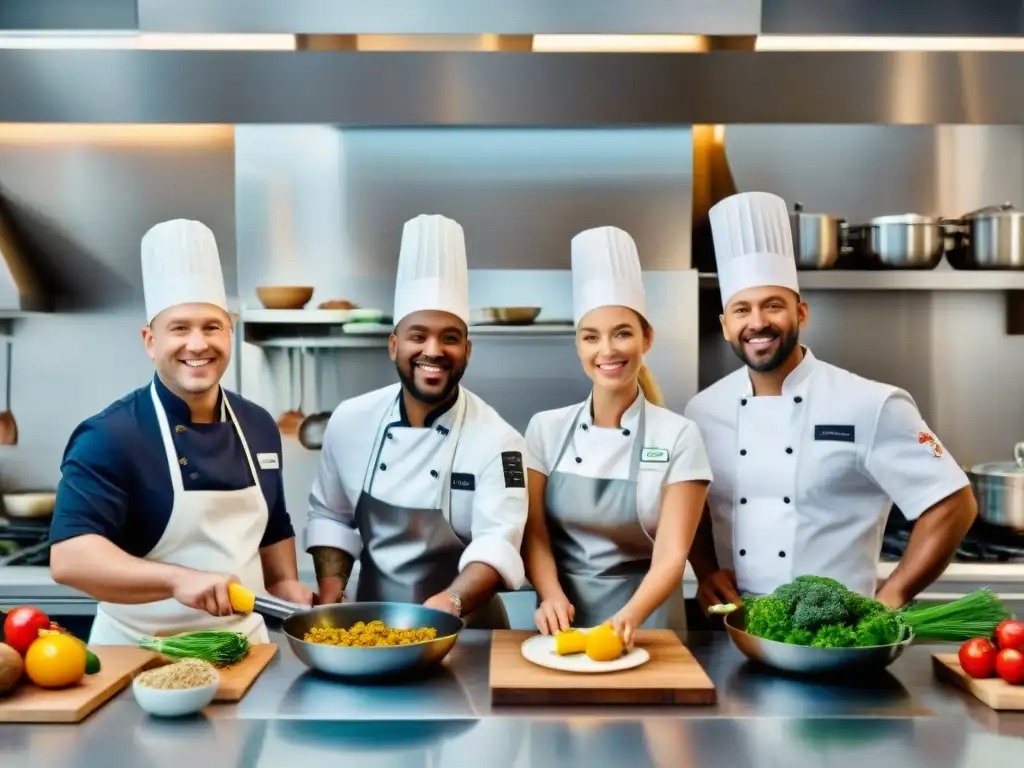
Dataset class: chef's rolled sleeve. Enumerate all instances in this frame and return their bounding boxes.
[863,390,970,520]
[303,412,363,558]
[667,420,715,486]
[50,420,130,545]
[458,432,529,589]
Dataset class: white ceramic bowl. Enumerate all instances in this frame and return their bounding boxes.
[132,672,219,717]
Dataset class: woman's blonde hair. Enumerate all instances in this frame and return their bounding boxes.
[635,314,664,407]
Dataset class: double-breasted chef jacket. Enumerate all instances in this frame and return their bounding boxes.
[50,374,294,642]
[304,382,529,600]
[526,391,713,628]
[684,347,970,598]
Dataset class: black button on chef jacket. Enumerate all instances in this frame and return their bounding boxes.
[49,375,295,558]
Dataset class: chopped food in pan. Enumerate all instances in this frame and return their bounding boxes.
[303,620,438,647]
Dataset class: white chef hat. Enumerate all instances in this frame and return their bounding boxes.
[571,226,646,325]
[141,219,228,324]
[710,191,799,307]
[393,214,470,327]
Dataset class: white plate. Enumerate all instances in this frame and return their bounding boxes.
[520,633,650,674]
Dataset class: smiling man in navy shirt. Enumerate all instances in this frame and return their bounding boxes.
[49,218,312,645]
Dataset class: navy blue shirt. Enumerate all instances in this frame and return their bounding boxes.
[50,375,295,557]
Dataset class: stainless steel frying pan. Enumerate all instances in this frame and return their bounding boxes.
[229,586,464,679]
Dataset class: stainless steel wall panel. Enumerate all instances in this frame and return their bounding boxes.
[5,50,1024,125]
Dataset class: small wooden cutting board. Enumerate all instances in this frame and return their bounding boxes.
[933,654,1024,710]
[0,646,156,723]
[212,643,278,701]
[490,630,716,706]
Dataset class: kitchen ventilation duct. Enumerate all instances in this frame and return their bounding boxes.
[0,195,49,313]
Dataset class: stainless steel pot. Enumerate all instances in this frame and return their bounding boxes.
[946,202,1024,270]
[858,213,949,269]
[790,202,847,269]
[967,442,1024,532]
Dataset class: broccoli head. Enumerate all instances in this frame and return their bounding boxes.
[790,582,852,631]
[745,595,792,641]
[845,592,888,621]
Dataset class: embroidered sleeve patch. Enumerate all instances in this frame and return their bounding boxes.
[918,431,943,457]
[501,451,526,488]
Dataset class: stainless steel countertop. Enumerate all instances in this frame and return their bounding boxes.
[3,628,1024,767]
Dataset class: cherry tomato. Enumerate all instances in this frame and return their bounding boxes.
[995,619,1024,653]
[3,606,50,656]
[958,637,998,679]
[995,648,1024,685]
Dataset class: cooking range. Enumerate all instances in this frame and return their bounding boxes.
[882,507,1024,564]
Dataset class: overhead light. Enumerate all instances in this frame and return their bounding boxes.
[0,33,296,50]
[755,36,1024,52]
[532,35,706,52]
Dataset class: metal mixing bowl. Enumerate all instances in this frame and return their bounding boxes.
[261,599,464,680]
[724,609,913,675]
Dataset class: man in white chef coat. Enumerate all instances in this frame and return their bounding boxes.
[304,213,528,629]
[50,219,312,644]
[685,191,977,611]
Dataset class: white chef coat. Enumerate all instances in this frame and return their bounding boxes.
[684,348,970,597]
[304,383,529,591]
[526,393,714,532]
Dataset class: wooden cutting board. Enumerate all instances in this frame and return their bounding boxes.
[0,646,155,723]
[212,643,278,701]
[489,630,716,706]
[933,654,1024,710]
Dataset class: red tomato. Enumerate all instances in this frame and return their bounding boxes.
[995,619,1024,653]
[958,637,998,679]
[995,648,1024,685]
[3,606,50,656]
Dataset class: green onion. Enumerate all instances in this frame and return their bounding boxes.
[897,588,1012,642]
[139,630,251,666]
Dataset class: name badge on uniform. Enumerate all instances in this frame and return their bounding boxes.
[640,447,670,463]
[451,473,476,491]
[257,452,280,470]
[814,425,855,443]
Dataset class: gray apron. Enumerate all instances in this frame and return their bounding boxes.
[544,393,687,631]
[353,392,509,630]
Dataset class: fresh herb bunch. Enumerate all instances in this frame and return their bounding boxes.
[140,630,251,666]
[744,576,1010,648]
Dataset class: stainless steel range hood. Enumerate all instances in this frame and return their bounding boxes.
[0,196,49,313]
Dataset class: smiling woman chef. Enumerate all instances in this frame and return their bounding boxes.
[304,214,528,629]
[685,191,978,613]
[48,219,312,645]
[523,226,712,644]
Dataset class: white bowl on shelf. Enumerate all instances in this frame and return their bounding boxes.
[132,672,220,717]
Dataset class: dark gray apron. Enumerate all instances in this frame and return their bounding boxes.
[353,392,509,630]
[544,393,686,631]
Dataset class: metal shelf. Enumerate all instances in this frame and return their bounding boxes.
[246,321,576,348]
[241,309,358,324]
[698,270,1024,291]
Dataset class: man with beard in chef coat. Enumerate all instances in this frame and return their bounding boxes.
[304,213,528,629]
[49,219,312,645]
[685,191,977,612]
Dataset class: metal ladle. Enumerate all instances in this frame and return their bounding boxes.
[276,347,304,437]
[299,347,331,450]
[0,339,17,446]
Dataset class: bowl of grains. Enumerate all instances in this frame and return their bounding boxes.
[132,658,220,717]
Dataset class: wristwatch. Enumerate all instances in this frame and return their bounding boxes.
[447,591,463,618]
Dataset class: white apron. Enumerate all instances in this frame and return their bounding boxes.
[89,383,269,645]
